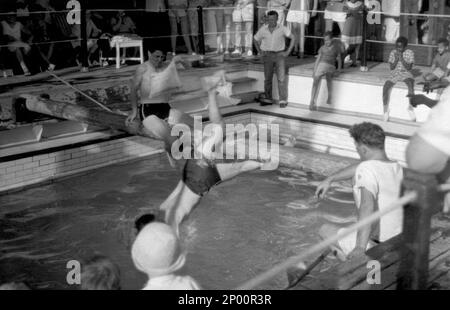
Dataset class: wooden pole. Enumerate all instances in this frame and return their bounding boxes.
[397,170,442,290]
[21,95,158,140]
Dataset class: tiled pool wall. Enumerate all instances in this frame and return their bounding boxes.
[0,112,408,194]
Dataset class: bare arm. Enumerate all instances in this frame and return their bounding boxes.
[315,163,359,199]
[406,134,449,174]
[285,32,295,56]
[336,52,342,71]
[390,51,399,71]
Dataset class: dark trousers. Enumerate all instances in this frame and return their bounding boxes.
[263,51,287,101]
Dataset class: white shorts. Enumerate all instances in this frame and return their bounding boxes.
[286,10,310,25]
[7,41,31,53]
[232,3,254,22]
[324,10,347,23]
[337,228,376,256]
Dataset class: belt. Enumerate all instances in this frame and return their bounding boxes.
[263,51,283,53]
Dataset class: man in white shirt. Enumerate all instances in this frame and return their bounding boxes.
[315,122,404,260]
[254,10,295,108]
[407,86,450,213]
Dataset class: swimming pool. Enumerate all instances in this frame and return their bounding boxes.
[0,153,357,290]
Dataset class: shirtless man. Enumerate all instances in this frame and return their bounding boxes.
[142,71,275,235]
[125,49,194,141]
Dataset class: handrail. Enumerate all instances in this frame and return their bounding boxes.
[235,191,418,290]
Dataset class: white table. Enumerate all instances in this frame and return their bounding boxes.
[103,39,144,69]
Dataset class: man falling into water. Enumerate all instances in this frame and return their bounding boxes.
[315,123,403,260]
[141,71,277,235]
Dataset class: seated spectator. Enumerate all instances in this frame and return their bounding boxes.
[29,10,55,71]
[423,38,450,82]
[80,255,121,290]
[310,31,342,110]
[382,36,416,122]
[131,222,201,290]
[71,11,102,67]
[110,10,137,36]
[1,11,32,75]
[316,122,404,260]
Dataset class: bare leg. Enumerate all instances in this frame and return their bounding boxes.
[244,22,253,52]
[166,183,201,235]
[215,12,224,53]
[382,81,394,121]
[234,22,242,53]
[169,17,178,53]
[290,23,299,54]
[224,14,232,52]
[180,16,194,54]
[160,180,184,220]
[310,76,321,109]
[299,23,306,56]
[325,19,333,32]
[325,72,333,105]
[216,160,263,181]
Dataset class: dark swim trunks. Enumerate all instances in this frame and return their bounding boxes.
[182,159,222,196]
[139,103,171,121]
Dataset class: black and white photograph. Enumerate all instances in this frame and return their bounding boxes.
[0,0,450,296]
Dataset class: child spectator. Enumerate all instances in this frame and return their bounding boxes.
[131,222,201,290]
[72,11,102,67]
[382,36,416,122]
[1,12,32,76]
[80,255,121,290]
[310,31,342,110]
[423,38,450,82]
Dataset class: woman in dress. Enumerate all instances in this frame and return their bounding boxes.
[341,0,364,67]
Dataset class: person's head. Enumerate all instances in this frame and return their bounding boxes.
[80,255,121,290]
[266,10,278,27]
[324,31,333,47]
[349,122,386,160]
[148,49,165,67]
[134,213,155,233]
[117,10,125,18]
[396,36,408,53]
[131,222,186,279]
[6,11,17,24]
[437,38,449,55]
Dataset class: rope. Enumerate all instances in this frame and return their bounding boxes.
[48,72,113,113]
[235,191,418,290]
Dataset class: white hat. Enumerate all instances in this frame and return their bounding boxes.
[131,222,186,277]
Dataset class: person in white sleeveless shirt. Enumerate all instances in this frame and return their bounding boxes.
[316,122,404,260]
[1,12,31,75]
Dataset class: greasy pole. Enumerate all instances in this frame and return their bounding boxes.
[22,95,162,141]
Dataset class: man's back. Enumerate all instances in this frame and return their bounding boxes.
[353,160,404,241]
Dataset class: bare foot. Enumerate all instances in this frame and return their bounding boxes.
[201,70,227,91]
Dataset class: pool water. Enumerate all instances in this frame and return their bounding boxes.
[0,154,356,290]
